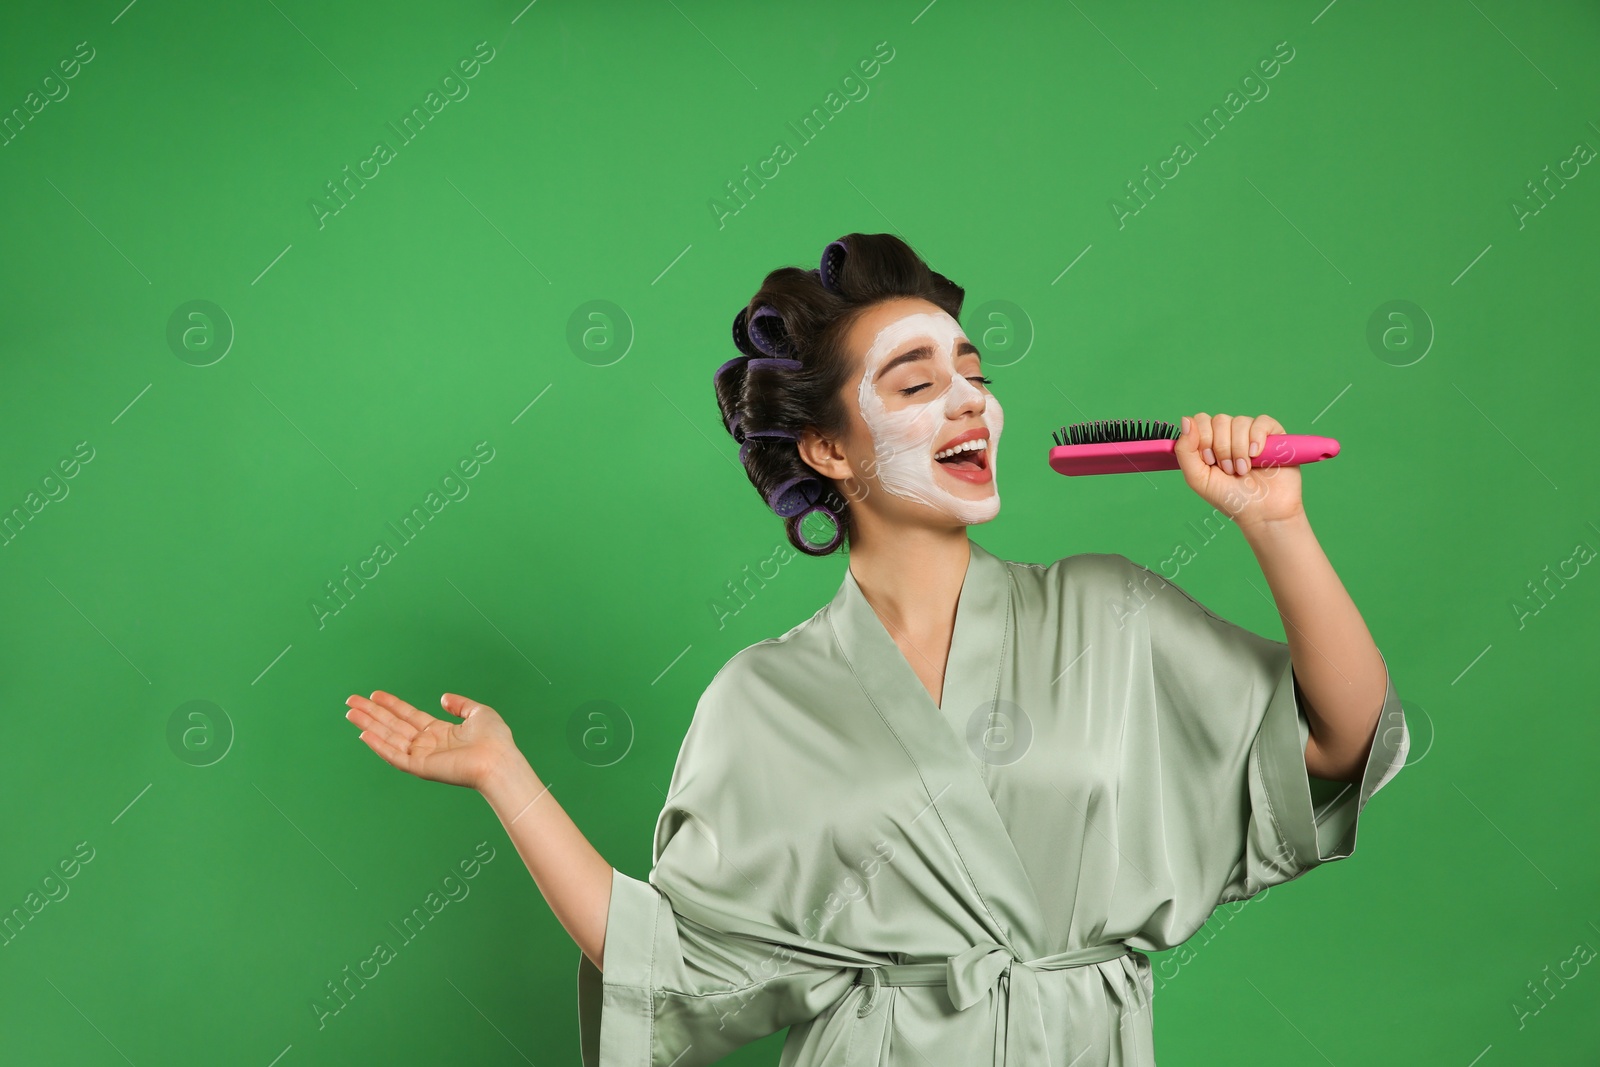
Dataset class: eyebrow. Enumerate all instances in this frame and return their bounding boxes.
[873,340,982,382]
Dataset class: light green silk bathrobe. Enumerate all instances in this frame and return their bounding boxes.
[578,540,1409,1066]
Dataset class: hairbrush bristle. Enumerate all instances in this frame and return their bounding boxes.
[1051,419,1182,447]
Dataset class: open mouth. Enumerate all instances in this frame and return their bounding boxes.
[930,426,993,485]
[932,434,990,476]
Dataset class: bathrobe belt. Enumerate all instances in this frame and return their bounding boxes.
[853,941,1141,1063]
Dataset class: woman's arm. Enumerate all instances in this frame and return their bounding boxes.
[1237,511,1387,784]
[345,690,614,970]
[1174,412,1388,785]
[477,746,614,970]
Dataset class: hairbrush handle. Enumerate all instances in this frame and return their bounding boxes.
[1048,433,1340,477]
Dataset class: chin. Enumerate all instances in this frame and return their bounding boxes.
[940,486,1001,526]
[930,458,998,497]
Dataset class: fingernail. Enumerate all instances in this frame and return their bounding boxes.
[1181,416,1191,435]
[1239,456,1249,473]
[1249,441,1261,457]
[1221,458,1233,474]
[1203,447,1215,465]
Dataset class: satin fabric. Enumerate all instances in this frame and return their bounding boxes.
[578,540,1409,1066]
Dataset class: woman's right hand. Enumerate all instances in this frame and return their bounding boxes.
[345,690,515,791]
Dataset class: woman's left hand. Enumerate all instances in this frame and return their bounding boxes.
[1174,412,1305,529]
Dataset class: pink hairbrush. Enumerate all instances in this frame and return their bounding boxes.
[1048,419,1339,477]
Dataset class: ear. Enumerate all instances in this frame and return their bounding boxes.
[797,426,851,481]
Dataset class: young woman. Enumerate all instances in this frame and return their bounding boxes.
[344,233,1409,1066]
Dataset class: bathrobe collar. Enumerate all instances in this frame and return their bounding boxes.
[826,537,1046,952]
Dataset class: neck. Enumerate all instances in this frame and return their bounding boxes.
[846,519,972,636]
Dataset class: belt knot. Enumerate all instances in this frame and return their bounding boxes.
[946,943,1016,1011]
[852,938,1141,1063]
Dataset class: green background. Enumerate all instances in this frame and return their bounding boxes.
[2,0,1597,1063]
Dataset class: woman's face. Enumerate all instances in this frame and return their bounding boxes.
[801,296,1004,528]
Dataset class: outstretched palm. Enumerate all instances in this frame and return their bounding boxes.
[345,690,513,790]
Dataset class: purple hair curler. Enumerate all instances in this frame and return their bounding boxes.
[746,305,794,359]
[746,356,802,374]
[764,473,828,518]
[819,238,848,292]
[730,306,764,361]
[713,353,748,385]
[793,502,844,553]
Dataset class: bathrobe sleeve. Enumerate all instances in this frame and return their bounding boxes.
[1127,556,1409,907]
[577,658,862,1067]
[576,867,857,1067]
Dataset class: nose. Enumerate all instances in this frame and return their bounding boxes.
[945,372,986,417]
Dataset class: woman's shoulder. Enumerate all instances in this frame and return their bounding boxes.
[994,548,1188,636]
[1009,549,1258,638]
[998,548,1148,593]
[669,608,837,784]
[692,603,836,717]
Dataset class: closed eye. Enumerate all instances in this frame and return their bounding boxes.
[898,376,994,398]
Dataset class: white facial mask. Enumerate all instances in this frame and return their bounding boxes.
[856,311,1003,524]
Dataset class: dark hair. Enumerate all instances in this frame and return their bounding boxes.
[713,233,966,557]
